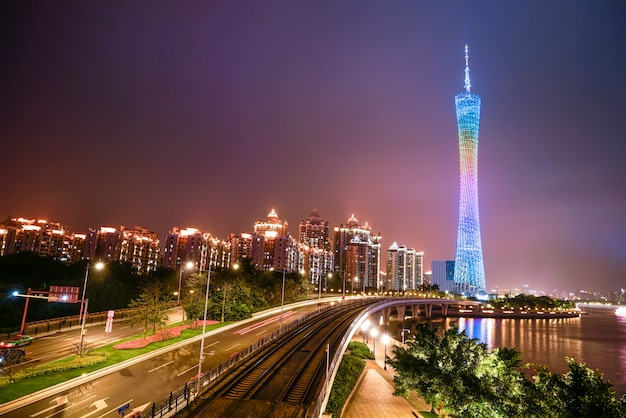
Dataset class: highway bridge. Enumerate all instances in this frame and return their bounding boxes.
[0,297,481,418]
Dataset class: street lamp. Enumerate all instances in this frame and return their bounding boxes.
[381,334,390,370]
[370,328,379,357]
[177,261,194,305]
[12,289,51,335]
[78,261,104,354]
[196,250,214,393]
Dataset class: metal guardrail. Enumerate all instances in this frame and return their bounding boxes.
[7,307,137,338]
[135,303,338,418]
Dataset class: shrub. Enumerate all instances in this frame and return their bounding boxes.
[347,341,375,360]
[326,354,366,415]
[0,352,108,388]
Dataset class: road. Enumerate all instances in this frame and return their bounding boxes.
[17,308,184,367]
[0,301,328,418]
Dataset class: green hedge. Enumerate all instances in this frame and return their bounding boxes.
[326,341,373,416]
[0,352,108,388]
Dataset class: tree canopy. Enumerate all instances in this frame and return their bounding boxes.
[389,323,625,417]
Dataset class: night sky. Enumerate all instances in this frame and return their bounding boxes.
[1,2,625,295]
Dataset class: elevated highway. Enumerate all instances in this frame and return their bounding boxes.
[0,297,480,418]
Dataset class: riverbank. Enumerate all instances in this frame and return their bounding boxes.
[446,308,582,319]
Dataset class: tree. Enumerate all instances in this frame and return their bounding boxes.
[532,358,624,417]
[127,282,170,338]
[0,350,29,384]
[389,323,529,417]
[182,272,209,328]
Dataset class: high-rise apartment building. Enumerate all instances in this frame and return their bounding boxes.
[1,218,79,263]
[296,209,333,290]
[162,227,205,269]
[248,209,293,271]
[118,226,160,274]
[298,209,330,251]
[333,214,382,293]
[386,243,424,293]
[453,45,487,295]
[85,226,160,273]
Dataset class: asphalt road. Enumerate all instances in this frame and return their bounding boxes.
[0,301,327,418]
[16,308,185,367]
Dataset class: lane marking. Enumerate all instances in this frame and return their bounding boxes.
[201,340,220,352]
[148,360,174,373]
[256,330,267,335]
[177,365,198,377]
[38,395,97,418]
[226,343,240,351]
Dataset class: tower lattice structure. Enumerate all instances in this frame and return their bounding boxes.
[453,45,486,295]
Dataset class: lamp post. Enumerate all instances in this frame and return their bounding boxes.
[342,270,346,299]
[381,334,390,370]
[370,328,379,357]
[280,267,286,330]
[19,289,32,335]
[177,261,194,305]
[13,289,50,335]
[78,261,104,354]
[196,250,214,393]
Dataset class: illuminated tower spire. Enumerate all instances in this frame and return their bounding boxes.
[453,44,486,295]
[464,44,471,93]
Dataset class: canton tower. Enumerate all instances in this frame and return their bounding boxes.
[453,45,486,295]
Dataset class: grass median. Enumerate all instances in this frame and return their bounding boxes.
[0,322,227,404]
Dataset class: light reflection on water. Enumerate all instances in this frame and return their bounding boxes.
[437,308,626,396]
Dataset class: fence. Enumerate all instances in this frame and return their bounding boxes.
[136,304,336,418]
[3,307,143,339]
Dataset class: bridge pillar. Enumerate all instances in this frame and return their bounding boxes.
[382,309,391,328]
[370,311,383,328]
[396,305,406,323]
[442,304,448,316]
[425,304,432,317]
[411,304,420,318]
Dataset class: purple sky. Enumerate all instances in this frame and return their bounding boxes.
[1,2,625,295]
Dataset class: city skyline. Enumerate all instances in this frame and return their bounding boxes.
[1,2,625,294]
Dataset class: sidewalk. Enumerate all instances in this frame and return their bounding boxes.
[342,337,433,418]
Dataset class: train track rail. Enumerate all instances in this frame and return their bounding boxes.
[186,299,375,418]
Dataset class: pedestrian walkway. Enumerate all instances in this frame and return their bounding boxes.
[342,337,434,418]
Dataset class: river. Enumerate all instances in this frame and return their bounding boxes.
[399,307,626,396]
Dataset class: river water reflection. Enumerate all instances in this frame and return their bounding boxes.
[405,307,626,396]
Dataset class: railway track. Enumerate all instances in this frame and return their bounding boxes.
[185,299,376,418]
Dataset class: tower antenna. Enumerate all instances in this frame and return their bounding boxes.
[464,44,471,93]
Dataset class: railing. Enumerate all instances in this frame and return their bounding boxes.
[136,303,338,418]
[4,304,179,339]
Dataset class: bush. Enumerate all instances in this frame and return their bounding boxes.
[326,354,366,415]
[347,341,375,360]
[0,352,108,388]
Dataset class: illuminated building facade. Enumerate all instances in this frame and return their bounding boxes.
[118,226,161,274]
[453,45,487,295]
[386,243,424,293]
[0,217,79,261]
[298,209,330,251]
[249,209,293,271]
[162,227,204,269]
[333,214,382,293]
[297,209,333,288]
